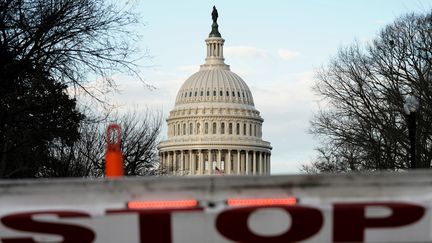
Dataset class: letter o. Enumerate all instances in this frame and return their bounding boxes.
[216,205,323,243]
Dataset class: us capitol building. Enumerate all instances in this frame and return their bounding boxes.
[159,7,272,175]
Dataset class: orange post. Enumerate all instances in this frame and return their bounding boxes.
[105,124,124,178]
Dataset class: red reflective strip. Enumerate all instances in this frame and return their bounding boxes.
[128,200,198,209]
[227,197,297,207]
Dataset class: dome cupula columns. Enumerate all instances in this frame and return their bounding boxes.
[158,7,272,176]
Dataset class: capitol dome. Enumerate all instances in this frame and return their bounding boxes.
[175,69,255,106]
[159,7,272,175]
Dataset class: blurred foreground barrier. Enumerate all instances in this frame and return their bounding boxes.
[1,171,432,242]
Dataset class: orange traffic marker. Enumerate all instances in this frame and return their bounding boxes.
[105,124,124,178]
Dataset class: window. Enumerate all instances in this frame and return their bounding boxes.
[254,124,257,136]
[197,123,201,134]
[243,124,246,135]
[220,91,223,96]
[189,92,192,97]
[177,124,180,136]
[201,91,203,96]
[226,91,229,96]
[189,123,193,134]
[213,122,217,134]
[207,91,210,96]
[238,92,240,97]
[229,123,233,134]
[249,124,252,136]
[213,91,216,96]
[194,91,197,96]
[173,125,176,136]
[221,123,225,134]
[183,123,186,135]
[232,91,235,97]
[242,92,245,98]
[236,123,240,135]
[205,122,209,134]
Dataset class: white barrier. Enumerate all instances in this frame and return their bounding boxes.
[1,171,432,242]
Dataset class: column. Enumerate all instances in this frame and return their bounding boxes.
[264,154,268,175]
[240,152,245,174]
[253,151,256,175]
[226,150,231,174]
[164,152,168,173]
[167,152,171,174]
[260,152,265,175]
[163,152,167,173]
[267,154,271,175]
[173,151,177,175]
[259,152,263,175]
[198,150,203,175]
[180,150,184,175]
[217,150,222,171]
[207,150,212,175]
[237,150,241,174]
[189,150,193,175]
[185,151,189,171]
[165,152,169,174]
[263,153,267,175]
[245,151,249,175]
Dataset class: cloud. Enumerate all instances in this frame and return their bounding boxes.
[224,46,269,59]
[250,71,319,173]
[277,49,300,61]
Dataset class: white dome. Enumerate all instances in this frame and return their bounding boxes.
[175,69,254,106]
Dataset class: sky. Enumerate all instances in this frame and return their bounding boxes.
[107,0,432,174]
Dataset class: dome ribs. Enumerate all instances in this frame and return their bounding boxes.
[176,69,256,106]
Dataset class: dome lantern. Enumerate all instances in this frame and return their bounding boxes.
[202,6,229,70]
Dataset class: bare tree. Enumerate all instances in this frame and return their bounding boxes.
[0,0,143,91]
[40,110,162,178]
[305,11,432,173]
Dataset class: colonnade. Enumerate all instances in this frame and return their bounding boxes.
[160,149,271,176]
[206,39,224,58]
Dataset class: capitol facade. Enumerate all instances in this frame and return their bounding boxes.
[159,7,272,175]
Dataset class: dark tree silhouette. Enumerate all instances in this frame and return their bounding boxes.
[304,11,432,173]
[0,73,83,178]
